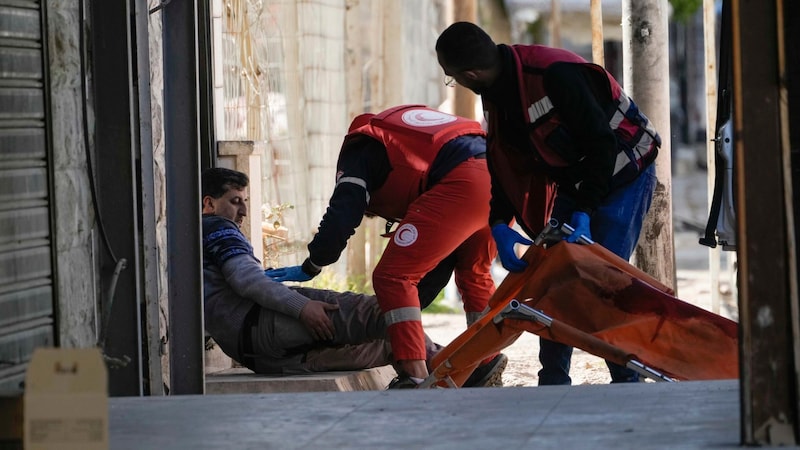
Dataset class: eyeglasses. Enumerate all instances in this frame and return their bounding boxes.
[443,75,457,88]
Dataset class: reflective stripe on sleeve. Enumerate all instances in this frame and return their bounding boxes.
[384,306,422,326]
[336,176,370,204]
[466,311,483,326]
[527,96,554,123]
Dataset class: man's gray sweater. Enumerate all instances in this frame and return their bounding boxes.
[202,215,310,361]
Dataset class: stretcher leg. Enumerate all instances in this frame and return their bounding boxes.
[421,298,675,388]
[497,300,675,383]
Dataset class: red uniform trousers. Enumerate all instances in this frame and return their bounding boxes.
[373,157,497,362]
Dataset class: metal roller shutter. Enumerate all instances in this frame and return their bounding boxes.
[0,0,55,395]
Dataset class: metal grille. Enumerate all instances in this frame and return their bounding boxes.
[0,1,55,395]
[221,0,288,142]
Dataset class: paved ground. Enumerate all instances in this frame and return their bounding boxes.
[109,380,744,449]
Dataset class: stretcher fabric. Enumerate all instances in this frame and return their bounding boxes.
[429,242,738,387]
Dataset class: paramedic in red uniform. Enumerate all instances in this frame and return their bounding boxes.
[266,105,506,388]
[436,22,661,385]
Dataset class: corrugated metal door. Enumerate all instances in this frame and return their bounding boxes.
[0,1,55,395]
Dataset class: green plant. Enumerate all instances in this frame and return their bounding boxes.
[261,202,295,269]
[304,271,375,295]
[307,271,349,293]
[263,202,294,230]
[670,0,703,22]
[343,273,372,294]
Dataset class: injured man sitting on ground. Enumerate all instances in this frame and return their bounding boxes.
[200,167,505,387]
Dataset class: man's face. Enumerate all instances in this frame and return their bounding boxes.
[203,186,248,227]
[437,53,491,95]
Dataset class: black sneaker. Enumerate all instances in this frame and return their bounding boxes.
[386,374,419,390]
[462,353,507,388]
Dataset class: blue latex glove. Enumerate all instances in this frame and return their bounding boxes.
[264,265,314,282]
[565,211,592,243]
[491,223,533,272]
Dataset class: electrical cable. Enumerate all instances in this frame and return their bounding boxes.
[79,0,119,265]
[78,0,128,354]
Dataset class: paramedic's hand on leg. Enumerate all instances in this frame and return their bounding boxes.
[299,301,339,341]
[265,265,314,282]
[566,211,592,243]
[491,223,532,272]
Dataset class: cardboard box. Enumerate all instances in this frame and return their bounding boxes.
[23,348,108,450]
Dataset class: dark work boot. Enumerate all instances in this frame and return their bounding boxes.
[386,374,420,390]
[463,353,508,387]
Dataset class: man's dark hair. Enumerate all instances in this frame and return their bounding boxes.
[202,167,249,199]
[435,21,499,71]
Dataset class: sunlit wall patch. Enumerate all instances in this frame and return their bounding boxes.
[393,223,419,247]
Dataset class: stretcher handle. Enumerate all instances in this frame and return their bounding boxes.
[533,218,594,246]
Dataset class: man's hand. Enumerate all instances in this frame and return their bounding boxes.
[491,223,533,272]
[299,301,339,341]
[566,211,592,243]
[265,265,314,282]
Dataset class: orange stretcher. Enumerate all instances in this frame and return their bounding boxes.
[420,220,739,388]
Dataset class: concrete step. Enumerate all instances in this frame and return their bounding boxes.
[205,365,397,394]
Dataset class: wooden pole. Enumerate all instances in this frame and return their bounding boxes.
[453,0,478,119]
[344,0,367,283]
[369,1,404,276]
[731,0,798,443]
[590,0,604,66]
[550,0,561,47]
[702,0,721,314]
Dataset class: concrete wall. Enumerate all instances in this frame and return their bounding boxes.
[147,0,170,392]
[298,0,349,233]
[46,1,98,348]
[401,0,451,107]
